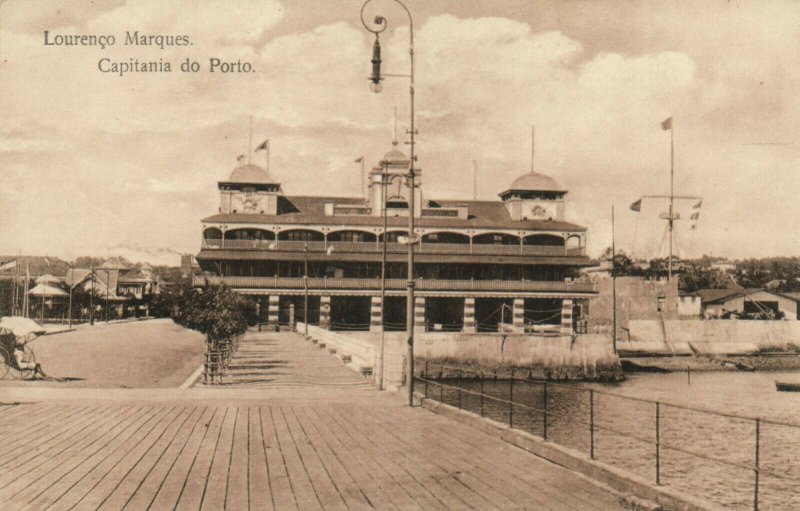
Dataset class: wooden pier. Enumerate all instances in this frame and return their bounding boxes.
[0,332,626,510]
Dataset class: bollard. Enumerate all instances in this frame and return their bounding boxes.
[509,368,514,428]
[589,389,595,460]
[655,402,661,485]
[754,418,760,511]
[479,373,484,418]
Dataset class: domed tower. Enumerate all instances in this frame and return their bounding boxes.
[218,163,282,215]
[369,141,423,217]
[499,171,567,221]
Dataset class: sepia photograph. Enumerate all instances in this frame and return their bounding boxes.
[1,0,799,509]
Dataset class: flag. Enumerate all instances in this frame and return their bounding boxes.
[630,199,642,212]
[255,139,269,152]
[354,156,364,163]
[236,154,245,162]
[0,259,16,271]
[690,212,700,220]
[693,200,703,209]
[661,117,672,130]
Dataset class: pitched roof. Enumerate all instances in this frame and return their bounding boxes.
[695,287,744,304]
[202,195,587,232]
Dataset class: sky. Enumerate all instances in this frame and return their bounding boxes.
[1,0,798,265]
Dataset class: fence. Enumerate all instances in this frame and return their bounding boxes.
[415,361,800,511]
[203,334,243,384]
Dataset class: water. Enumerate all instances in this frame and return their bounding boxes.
[420,371,800,510]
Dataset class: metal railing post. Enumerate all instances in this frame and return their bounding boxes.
[440,368,444,403]
[754,418,760,511]
[656,402,661,485]
[590,389,595,460]
[479,373,484,418]
[543,381,548,441]
[509,369,514,428]
[424,360,429,400]
[457,370,462,410]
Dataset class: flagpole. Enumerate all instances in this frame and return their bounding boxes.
[668,117,674,282]
[531,124,535,173]
[12,257,18,315]
[612,205,617,355]
[248,116,253,164]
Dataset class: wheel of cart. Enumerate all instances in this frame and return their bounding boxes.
[0,327,40,380]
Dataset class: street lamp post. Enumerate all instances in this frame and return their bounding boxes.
[90,267,95,326]
[304,242,309,336]
[361,0,417,406]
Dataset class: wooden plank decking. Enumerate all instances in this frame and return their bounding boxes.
[0,332,627,510]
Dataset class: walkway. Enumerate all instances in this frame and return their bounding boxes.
[0,331,628,510]
[211,332,373,389]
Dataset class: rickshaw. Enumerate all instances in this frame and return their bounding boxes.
[0,317,45,380]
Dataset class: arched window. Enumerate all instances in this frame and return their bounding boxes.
[278,229,324,242]
[328,230,376,243]
[203,227,223,239]
[473,233,520,245]
[422,232,470,244]
[523,234,565,246]
[223,228,275,240]
[379,231,408,242]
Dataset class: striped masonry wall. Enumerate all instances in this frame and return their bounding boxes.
[561,298,573,335]
[512,298,525,332]
[320,295,331,329]
[463,297,476,333]
[370,296,383,332]
[414,297,426,332]
[268,295,279,324]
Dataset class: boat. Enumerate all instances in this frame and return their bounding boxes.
[775,381,800,392]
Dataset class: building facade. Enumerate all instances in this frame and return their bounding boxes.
[195,144,597,334]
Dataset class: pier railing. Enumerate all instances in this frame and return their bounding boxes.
[415,362,800,511]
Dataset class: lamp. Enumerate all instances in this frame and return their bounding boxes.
[370,35,383,93]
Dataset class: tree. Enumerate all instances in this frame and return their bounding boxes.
[679,264,730,293]
[600,247,641,277]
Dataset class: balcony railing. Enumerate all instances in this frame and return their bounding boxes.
[201,239,585,257]
[192,275,597,294]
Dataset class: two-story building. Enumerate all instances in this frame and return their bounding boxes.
[195,142,597,334]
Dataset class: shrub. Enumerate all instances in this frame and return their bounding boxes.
[172,285,256,343]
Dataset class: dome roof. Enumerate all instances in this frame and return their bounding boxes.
[503,171,566,193]
[225,164,276,185]
[380,141,410,166]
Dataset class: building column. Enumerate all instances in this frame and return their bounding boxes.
[268,295,279,325]
[370,296,383,332]
[319,295,331,329]
[561,299,574,335]
[414,296,426,334]
[512,298,525,333]
[463,297,476,333]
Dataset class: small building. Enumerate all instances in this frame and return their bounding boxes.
[700,288,800,320]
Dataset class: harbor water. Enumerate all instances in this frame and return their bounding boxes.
[424,370,800,510]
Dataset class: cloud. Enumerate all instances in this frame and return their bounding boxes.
[0,2,798,262]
